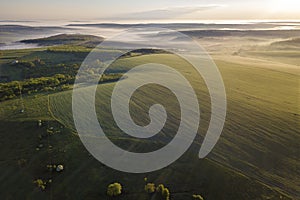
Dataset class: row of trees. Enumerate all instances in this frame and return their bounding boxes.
[14,61,80,79]
[14,60,45,68]
[145,183,170,200]
[0,72,123,101]
[107,181,204,200]
[0,74,73,101]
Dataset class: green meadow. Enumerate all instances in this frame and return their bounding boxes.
[0,34,299,199]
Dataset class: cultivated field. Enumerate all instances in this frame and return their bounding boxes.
[0,31,299,199]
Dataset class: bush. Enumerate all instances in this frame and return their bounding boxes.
[156,184,170,200]
[33,179,47,190]
[156,184,165,193]
[161,188,170,200]
[17,61,35,68]
[145,183,156,194]
[107,182,122,197]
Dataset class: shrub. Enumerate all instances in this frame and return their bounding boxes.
[156,184,170,200]
[156,184,165,193]
[145,183,156,194]
[34,179,47,190]
[161,188,170,200]
[107,182,122,197]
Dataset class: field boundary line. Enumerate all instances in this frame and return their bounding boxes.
[47,94,78,136]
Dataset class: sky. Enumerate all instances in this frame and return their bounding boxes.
[0,0,300,22]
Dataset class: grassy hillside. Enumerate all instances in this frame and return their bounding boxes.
[49,53,300,198]
[0,28,299,200]
[1,49,298,199]
[0,91,292,200]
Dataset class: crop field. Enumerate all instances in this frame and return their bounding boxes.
[0,30,299,199]
[49,53,300,197]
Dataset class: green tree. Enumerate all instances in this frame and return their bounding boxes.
[107,182,122,197]
[156,184,165,193]
[33,179,47,190]
[145,183,156,194]
[156,184,170,200]
[161,188,170,200]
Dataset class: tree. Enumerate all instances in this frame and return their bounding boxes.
[33,179,47,190]
[145,183,156,194]
[161,188,170,200]
[156,184,170,200]
[156,184,165,193]
[107,182,122,197]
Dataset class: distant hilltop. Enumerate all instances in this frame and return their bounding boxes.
[20,34,104,47]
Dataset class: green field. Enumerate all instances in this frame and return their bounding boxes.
[0,34,299,199]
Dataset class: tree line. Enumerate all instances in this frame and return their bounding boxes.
[107,181,204,200]
[0,74,73,101]
[0,73,123,102]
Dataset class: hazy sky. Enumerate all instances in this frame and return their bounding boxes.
[1,0,300,21]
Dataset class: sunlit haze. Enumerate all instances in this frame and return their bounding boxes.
[0,0,299,22]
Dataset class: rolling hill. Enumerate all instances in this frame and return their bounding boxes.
[0,49,299,199]
[20,34,104,47]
